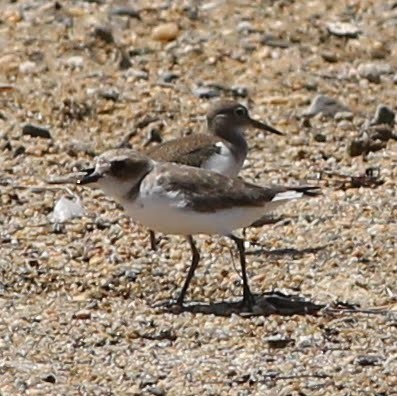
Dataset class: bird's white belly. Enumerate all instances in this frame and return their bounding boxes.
[121,195,266,235]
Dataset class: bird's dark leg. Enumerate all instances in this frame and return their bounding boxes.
[176,235,200,306]
[149,230,157,251]
[228,234,255,309]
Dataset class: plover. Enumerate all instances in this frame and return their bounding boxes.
[145,100,283,249]
[77,149,319,308]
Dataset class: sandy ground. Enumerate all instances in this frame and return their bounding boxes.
[0,0,396,394]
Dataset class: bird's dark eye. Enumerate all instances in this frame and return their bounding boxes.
[234,106,247,117]
[110,160,126,174]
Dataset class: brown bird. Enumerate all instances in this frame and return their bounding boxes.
[78,149,319,309]
[144,100,283,250]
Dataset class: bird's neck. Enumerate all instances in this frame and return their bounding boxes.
[99,162,153,203]
[213,126,248,160]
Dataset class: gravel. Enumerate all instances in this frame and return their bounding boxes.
[0,0,396,394]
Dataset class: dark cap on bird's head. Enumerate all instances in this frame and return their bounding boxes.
[77,149,153,185]
[206,100,283,136]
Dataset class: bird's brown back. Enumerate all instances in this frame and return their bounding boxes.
[149,163,287,213]
[145,134,224,168]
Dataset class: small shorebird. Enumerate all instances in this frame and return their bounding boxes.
[145,100,283,249]
[77,149,319,309]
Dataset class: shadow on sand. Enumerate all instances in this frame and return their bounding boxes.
[246,245,328,258]
[160,291,325,317]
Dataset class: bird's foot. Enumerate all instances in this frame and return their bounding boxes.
[241,290,256,312]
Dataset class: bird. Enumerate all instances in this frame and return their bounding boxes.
[77,148,320,309]
[144,100,283,250]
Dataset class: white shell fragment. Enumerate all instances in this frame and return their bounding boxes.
[51,196,85,223]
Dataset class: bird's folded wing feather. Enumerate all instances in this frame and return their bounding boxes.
[146,135,222,167]
[154,164,284,212]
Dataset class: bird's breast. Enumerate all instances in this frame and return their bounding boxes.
[201,143,243,177]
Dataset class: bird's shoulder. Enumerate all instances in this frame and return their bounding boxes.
[146,134,227,167]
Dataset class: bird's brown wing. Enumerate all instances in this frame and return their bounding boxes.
[145,134,222,168]
[155,164,280,212]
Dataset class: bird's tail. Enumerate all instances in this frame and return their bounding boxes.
[272,185,321,202]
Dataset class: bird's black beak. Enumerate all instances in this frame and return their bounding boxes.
[248,117,284,136]
[77,168,102,185]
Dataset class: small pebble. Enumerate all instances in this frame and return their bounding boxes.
[347,138,386,157]
[119,50,132,70]
[159,71,179,83]
[73,309,92,320]
[66,56,84,69]
[369,41,389,59]
[94,26,114,44]
[1,140,12,151]
[297,335,318,348]
[0,54,19,73]
[370,104,395,126]
[314,133,327,142]
[321,51,338,63]
[356,355,382,366]
[67,6,85,17]
[125,69,149,80]
[141,375,157,387]
[4,9,22,23]
[151,23,179,42]
[334,111,354,121]
[184,5,199,20]
[326,22,360,38]
[261,34,290,48]
[237,21,255,34]
[366,125,397,141]
[304,95,350,118]
[95,218,111,230]
[129,48,154,57]
[111,7,141,19]
[19,61,37,75]
[357,62,393,83]
[41,373,56,384]
[147,386,166,396]
[338,120,352,130]
[124,269,139,282]
[193,85,220,99]
[304,80,318,91]
[14,146,26,157]
[98,88,120,101]
[29,51,44,63]
[22,124,52,139]
[0,84,15,92]
[266,335,294,348]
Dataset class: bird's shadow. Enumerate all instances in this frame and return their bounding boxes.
[246,245,328,258]
[158,291,324,317]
